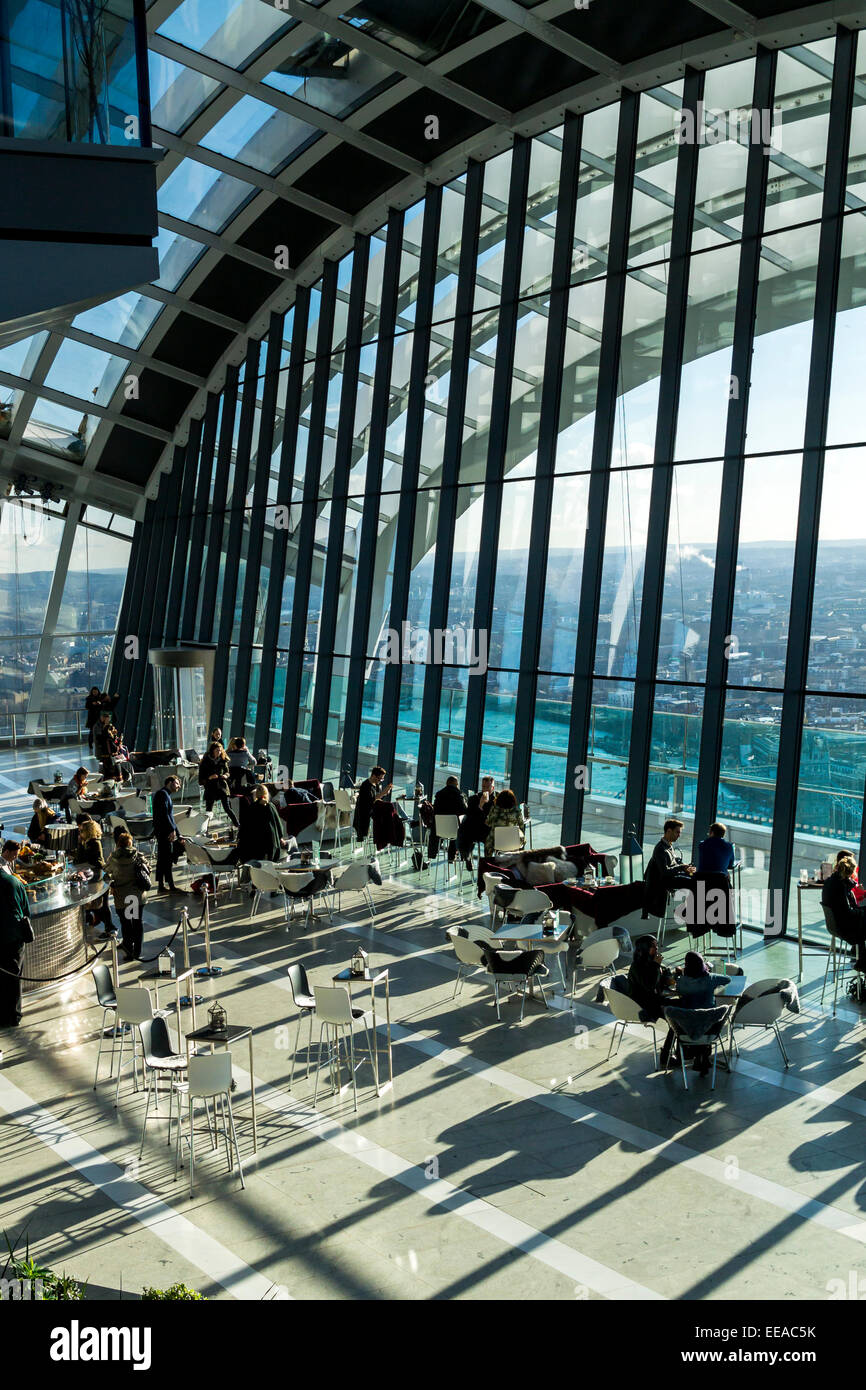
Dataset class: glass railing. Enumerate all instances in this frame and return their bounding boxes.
[0,0,150,146]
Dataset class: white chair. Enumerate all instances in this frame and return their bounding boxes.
[137,1016,189,1156]
[613,908,663,941]
[174,809,210,839]
[493,825,522,853]
[603,985,659,1070]
[571,932,619,997]
[175,1052,245,1196]
[431,814,461,891]
[312,984,375,1113]
[446,928,489,998]
[731,982,791,1068]
[186,838,237,896]
[113,986,154,1107]
[91,963,119,1089]
[332,861,378,919]
[287,962,316,1088]
[482,872,507,922]
[333,788,354,852]
[249,863,289,920]
[505,888,550,921]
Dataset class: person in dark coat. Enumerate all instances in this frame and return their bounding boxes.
[105,832,147,960]
[697,822,735,874]
[822,857,866,969]
[353,766,391,842]
[74,818,114,933]
[627,934,680,1068]
[283,778,315,805]
[429,777,468,863]
[0,839,32,1029]
[457,776,496,860]
[153,776,183,893]
[198,742,239,826]
[642,817,696,919]
[28,798,58,844]
[236,786,285,863]
[85,687,103,751]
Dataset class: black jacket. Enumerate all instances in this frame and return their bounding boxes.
[627,956,670,1023]
[432,784,468,820]
[152,787,177,840]
[643,839,692,919]
[237,800,283,862]
[284,785,315,804]
[821,873,866,946]
[354,779,386,839]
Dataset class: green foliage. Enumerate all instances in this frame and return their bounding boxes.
[141,1283,206,1301]
[2,1230,85,1300]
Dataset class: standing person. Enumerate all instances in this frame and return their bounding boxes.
[84,687,103,752]
[483,789,525,857]
[236,785,286,863]
[153,775,184,894]
[0,839,33,1033]
[696,822,735,874]
[105,831,148,960]
[353,766,392,843]
[429,776,468,864]
[198,741,239,827]
[73,818,114,934]
[643,817,696,919]
[93,712,117,779]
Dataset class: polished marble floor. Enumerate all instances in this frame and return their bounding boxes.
[1,742,865,1301]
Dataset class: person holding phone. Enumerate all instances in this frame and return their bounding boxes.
[353,766,392,842]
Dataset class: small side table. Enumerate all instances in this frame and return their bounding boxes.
[184,1024,258,1152]
[332,967,393,1095]
[139,967,199,1030]
[796,880,829,981]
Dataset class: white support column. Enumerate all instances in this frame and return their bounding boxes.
[25,502,83,736]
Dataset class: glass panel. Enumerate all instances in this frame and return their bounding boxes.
[728,453,802,689]
[807,447,866,695]
[826,212,866,446]
[764,42,833,234]
[584,678,634,848]
[594,468,653,678]
[674,243,740,461]
[657,460,723,683]
[744,223,820,457]
[538,474,589,673]
[263,34,395,121]
[691,58,756,253]
[158,0,293,68]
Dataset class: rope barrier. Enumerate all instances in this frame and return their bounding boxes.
[0,934,113,984]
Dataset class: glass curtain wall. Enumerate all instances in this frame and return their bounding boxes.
[129,29,866,943]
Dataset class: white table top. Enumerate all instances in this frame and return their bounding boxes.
[495,922,569,943]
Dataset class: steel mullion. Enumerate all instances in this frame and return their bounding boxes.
[416,162,486,797]
[163,429,202,646]
[279,261,339,775]
[231,315,286,736]
[459,137,532,794]
[254,289,310,753]
[509,114,582,803]
[181,393,221,643]
[376,186,443,780]
[622,70,704,851]
[560,90,640,842]
[210,339,262,730]
[691,49,778,862]
[307,237,371,777]
[340,212,404,785]
[767,27,857,932]
[198,367,240,647]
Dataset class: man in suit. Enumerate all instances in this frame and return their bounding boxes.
[643,817,696,920]
[153,775,184,894]
[429,776,468,863]
[0,840,32,1036]
[283,778,316,805]
[697,821,735,874]
[353,767,391,842]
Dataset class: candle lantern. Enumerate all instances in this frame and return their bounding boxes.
[208,1000,228,1034]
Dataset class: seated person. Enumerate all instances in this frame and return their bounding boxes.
[822,856,866,969]
[643,817,696,918]
[627,935,681,1068]
[458,775,496,862]
[836,848,866,905]
[28,798,58,844]
[674,950,731,1076]
[236,785,286,863]
[697,822,735,874]
[484,789,525,858]
[283,777,316,805]
[227,737,257,794]
[429,776,468,864]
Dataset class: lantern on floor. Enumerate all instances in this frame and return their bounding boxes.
[621,827,644,884]
[208,1000,228,1034]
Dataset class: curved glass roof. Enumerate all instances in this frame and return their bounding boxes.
[0,0,857,513]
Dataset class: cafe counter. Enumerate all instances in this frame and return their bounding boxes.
[22,878,108,997]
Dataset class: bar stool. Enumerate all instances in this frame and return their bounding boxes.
[431,814,460,891]
[286,962,316,1087]
[312,985,375,1113]
[91,962,119,1089]
[175,1052,245,1197]
[113,986,154,1107]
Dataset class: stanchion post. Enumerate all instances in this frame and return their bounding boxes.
[203,893,213,972]
[110,932,119,992]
